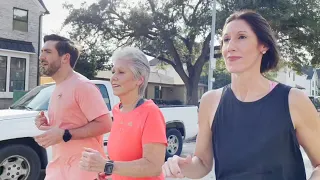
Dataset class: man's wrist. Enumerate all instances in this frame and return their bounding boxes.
[62,129,72,142]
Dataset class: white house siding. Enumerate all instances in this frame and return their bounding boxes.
[0,0,47,108]
[275,67,318,96]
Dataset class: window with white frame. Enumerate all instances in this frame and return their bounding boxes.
[9,57,26,92]
[13,8,28,32]
[0,51,29,98]
[154,85,162,99]
[293,73,295,81]
[0,56,7,92]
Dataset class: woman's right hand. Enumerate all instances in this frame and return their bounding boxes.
[162,155,192,178]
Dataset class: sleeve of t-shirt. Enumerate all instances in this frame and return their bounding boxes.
[75,82,109,122]
[142,106,167,145]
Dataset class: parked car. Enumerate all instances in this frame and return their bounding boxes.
[0,80,198,180]
[308,96,320,116]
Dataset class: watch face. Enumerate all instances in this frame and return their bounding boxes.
[107,165,113,173]
[63,130,72,142]
[105,162,114,175]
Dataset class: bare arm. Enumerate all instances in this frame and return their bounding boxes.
[289,89,320,179]
[69,113,112,140]
[113,143,166,177]
[70,82,113,140]
[180,89,223,179]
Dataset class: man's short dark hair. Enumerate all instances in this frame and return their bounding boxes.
[44,34,80,68]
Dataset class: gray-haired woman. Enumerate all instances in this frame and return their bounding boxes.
[79,47,168,180]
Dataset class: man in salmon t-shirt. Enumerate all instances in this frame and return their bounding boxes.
[34,34,112,180]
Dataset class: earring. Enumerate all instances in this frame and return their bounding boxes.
[262,51,266,54]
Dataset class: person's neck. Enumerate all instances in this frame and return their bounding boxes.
[52,68,74,84]
[119,92,142,112]
[231,69,271,102]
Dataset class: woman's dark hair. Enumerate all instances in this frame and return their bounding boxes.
[221,10,279,73]
[44,34,80,68]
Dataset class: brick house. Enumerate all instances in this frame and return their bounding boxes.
[0,0,49,109]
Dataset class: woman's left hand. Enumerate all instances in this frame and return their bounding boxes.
[79,147,108,173]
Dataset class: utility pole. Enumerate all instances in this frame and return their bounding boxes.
[208,0,216,91]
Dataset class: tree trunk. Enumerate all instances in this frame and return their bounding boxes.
[185,75,201,105]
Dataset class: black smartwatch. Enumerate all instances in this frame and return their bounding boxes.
[63,129,72,142]
[104,160,114,175]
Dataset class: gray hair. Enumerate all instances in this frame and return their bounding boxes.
[111,47,150,97]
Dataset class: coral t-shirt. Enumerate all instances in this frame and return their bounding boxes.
[107,100,167,180]
[48,72,109,162]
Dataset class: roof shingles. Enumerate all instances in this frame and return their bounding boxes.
[0,38,35,53]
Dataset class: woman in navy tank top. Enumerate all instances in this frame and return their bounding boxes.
[162,10,320,180]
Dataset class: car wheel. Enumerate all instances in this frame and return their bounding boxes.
[0,144,41,180]
[165,128,183,160]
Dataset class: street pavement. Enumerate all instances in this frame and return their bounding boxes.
[167,142,313,180]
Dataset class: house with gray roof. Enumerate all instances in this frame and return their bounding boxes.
[0,0,49,109]
[275,65,319,96]
[95,58,207,104]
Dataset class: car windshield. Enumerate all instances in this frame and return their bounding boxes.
[313,97,320,109]
[10,84,55,111]
[309,96,320,110]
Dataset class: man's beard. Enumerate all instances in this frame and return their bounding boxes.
[40,60,61,76]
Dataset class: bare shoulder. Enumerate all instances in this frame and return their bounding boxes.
[200,87,224,106]
[288,88,318,128]
[288,88,315,115]
[288,88,308,101]
[288,88,320,167]
[199,87,225,127]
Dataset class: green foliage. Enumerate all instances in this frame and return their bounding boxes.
[215,0,320,72]
[74,48,112,79]
[63,0,215,104]
[63,0,320,104]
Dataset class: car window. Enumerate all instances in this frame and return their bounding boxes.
[27,85,55,110]
[95,84,111,111]
[313,97,320,109]
[11,83,111,111]
[309,96,320,110]
[10,84,54,111]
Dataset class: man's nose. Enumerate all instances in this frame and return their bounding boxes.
[39,53,46,61]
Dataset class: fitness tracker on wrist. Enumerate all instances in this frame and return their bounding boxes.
[104,160,114,175]
[63,129,72,142]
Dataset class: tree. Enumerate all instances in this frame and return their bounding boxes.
[200,59,231,89]
[63,0,214,105]
[63,0,320,104]
[74,47,112,79]
[216,0,320,72]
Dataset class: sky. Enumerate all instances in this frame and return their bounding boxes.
[42,0,98,37]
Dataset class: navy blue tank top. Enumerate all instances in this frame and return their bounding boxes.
[212,83,306,180]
